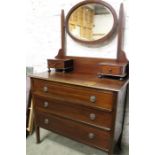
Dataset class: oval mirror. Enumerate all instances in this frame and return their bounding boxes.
[66,1,117,44]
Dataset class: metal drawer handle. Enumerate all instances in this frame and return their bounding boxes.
[88,133,95,139]
[90,96,96,103]
[44,101,48,108]
[43,86,48,92]
[89,113,96,120]
[44,118,49,124]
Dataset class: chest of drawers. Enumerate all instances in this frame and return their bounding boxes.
[30,72,128,155]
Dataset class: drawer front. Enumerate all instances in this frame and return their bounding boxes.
[32,79,116,111]
[48,60,64,68]
[34,95,113,129]
[101,65,122,75]
[36,111,111,150]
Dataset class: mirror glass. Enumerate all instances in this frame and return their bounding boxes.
[68,3,114,42]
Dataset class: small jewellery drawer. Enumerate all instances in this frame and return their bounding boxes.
[32,79,116,111]
[34,95,113,129]
[99,65,122,75]
[48,60,64,68]
[36,112,111,150]
[47,59,73,69]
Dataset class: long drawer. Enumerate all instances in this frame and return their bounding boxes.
[33,94,113,130]
[35,111,111,151]
[32,79,116,111]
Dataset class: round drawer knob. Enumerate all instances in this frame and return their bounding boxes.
[97,73,104,78]
[89,113,96,120]
[44,118,49,124]
[43,86,48,92]
[44,101,48,108]
[109,69,112,73]
[90,96,96,103]
[88,133,95,139]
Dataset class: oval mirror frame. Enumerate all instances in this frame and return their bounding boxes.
[66,0,118,45]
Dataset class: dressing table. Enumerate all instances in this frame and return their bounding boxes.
[30,1,129,155]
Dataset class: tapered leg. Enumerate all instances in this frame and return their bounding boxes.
[108,151,112,155]
[36,125,40,143]
[117,134,122,150]
[108,143,121,155]
[48,68,51,73]
[113,141,122,155]
[108,146,113,155]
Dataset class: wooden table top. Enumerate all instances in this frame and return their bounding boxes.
[29,71,129,92]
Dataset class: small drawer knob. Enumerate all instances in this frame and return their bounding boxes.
[43,86,48,92]
[44,101,48,108]
[88,133,95,139]
[109,69,112,73]
[44,118,49,124]
[90,96,96,103]
[89,113,96,120]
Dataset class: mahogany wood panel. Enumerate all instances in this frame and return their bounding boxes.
[30,71,129,155]
[32,79,116,111]
[35,111,111,151]
[47,59,67,68]
[99,65,122,75]
[97,61,128,78]
[62,56,118,75]
[30,72,128,92]
[47,58,73,70]
[33,94,113,129]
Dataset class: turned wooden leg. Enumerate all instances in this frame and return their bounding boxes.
[117,134,122,150]
[36,125,40,143]
[48,68,51,73]
[108,151,112,155]
[113,140,122,154]
[108,146,113,155]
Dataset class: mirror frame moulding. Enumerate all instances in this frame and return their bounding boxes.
[66,0,118,45]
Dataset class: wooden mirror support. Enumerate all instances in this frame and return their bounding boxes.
[97,3,128,79]
[47,10,73,73]
[47,1,128,80]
